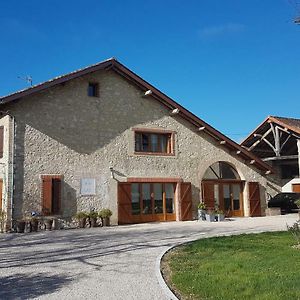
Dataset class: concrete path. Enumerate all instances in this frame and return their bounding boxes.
[0,214,298,300]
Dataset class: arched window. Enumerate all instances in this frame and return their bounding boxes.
[203,162,240,180]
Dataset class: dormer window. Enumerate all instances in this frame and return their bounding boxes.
[88,82,99,97]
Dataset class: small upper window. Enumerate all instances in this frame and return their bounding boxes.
[88,83,99,97]
[134,130,174,155]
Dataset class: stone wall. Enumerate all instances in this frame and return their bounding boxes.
[4,70,281,224]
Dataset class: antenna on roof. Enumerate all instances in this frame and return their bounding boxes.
[18,75,33,87]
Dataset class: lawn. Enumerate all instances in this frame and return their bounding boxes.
[161,232,300,300]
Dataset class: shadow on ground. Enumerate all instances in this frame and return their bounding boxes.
[0,273,73,300]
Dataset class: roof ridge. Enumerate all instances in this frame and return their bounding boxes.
[0,57,116,100]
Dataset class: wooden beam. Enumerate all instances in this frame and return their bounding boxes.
[236,150,241,154]
[198,126,205,131]
[280,134,291,152]
[220,141,226,145]
[170,108,180,115]
[265,170,271,175]
[144,89,152,96]
[248,128,272,151]
[249,160,256,164]
[263,155,299,161]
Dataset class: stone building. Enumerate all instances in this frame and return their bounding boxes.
[0,58,281,228]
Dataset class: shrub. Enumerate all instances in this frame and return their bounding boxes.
[197,202,206,210]
[74,212,88,220]
[99,208,112,218]
[88,211,98,219]
[287,222,300,245]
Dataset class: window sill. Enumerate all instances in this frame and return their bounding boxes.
[134,151,175,157]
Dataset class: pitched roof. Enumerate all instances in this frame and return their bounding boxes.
[0,58,273,173]
[241,115,300,147]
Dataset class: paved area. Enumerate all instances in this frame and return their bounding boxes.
[0,214,298,300]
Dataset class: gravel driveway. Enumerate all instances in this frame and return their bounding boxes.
[0,214,298,300]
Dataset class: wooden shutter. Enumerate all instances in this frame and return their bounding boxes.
[292,184,300,193]
[52,178,61,214]
[0,179,2,211]
[202,182,215,210]
[118,182,132,224]
[249,182,261,217]
[179,182,192,221]
[0,127,4,159]
[42,177,52,215]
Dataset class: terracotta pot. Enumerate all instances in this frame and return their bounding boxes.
[44,219,53,231]
[79,218,86,228]
[102,217,110,227]
[16,221,26,233]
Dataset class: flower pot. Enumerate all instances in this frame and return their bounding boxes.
[30,219,39,232]
[198,209,206,221]
[205,213,215,222]
[90,217,98,227]
[44,219,53,231]
[102,217,110,227]
[217,214,225,222]
[16,221,26,233]
[79,218,86,228]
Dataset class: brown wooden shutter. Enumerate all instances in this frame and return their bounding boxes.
[0,127,4,159]
[292,184,300,193]
[42,177,52,215]
[249,182,261,217]
[0,179,2,211]
[118,182,132,224]
[52,178,61,214]
[179,182,193,221]
[202,182,215,210]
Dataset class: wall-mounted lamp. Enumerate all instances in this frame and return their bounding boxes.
[109,166,114,179]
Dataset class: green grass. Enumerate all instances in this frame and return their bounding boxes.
[162,232,300,300]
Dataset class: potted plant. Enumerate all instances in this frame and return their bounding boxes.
[44,218,53,231]
[99,208,112,226]
[205,209,215,222]
[75,212,88,228]
[215,209,225,222]
[0,209,6,233]
[16,219,26,233]
[88,211,98,227]
[197,202,207,221]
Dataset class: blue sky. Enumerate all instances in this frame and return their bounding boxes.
[0,0,299,142]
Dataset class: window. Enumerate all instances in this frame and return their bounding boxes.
[134,130,173,155]
[88,82,99,97]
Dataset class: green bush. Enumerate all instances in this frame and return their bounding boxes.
[74,212,88,220]
[99,208,112,218]
[287,222,300,245]
[88,211,98,219]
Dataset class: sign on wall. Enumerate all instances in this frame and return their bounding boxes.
[80,178,96,196]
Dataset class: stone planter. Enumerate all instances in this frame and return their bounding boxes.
[30,219,39,232]
[16,221,26,233]
[90,217,98,227]
[205,213,215,222]
[102,217,110,227]
[198,209,206,221]
[78,218,87,228]
[217,214,225,222]
[44,219,53,231]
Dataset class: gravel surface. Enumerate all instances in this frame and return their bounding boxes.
[0,214,298,300]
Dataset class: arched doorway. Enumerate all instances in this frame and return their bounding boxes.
[201,162,244,217]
